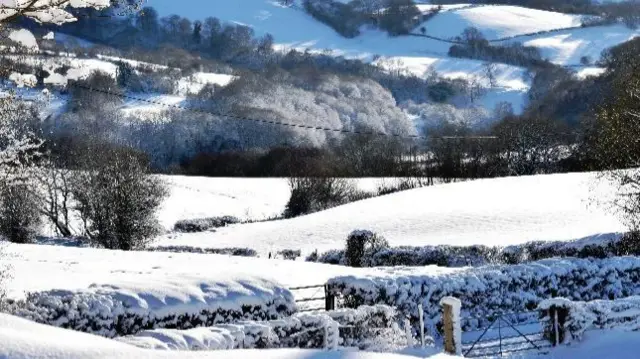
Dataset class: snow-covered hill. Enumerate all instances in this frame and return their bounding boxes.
[141,0,639,114]
[154,172,625,255]
[414,5,586,40]
[499,23,640,65]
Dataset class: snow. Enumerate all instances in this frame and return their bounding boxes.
[157,176,290,229]
[1,243,298,319]
[500,24,640,66]
[176,72,236,96]
[143,0,640,111]
[154,172,625,255]
[3,310,640,358]
[1,242,458,303]
[0,313,450,359]
[9,29,39,50]
[9,72,37,87]
[575,66,606,79]
[415,5,585,41]
[146,0,529,106]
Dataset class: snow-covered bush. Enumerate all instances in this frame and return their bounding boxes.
[327,256,640,334]
[173,216,240,233]
[71,147,168,250]
[538,297,595,344]
[6,288,295,337]
[117,305,402,350]
[144,246,257,257]
[277,249,301,261]
[344,230,389,268]
[309,234,624,267]
[539,296,640,345]
[311,249,344,264]
[285,177,356,218]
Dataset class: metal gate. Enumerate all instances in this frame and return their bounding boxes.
[461,311,552,358]
[289,284,336,312]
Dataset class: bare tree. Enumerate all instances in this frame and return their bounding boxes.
[33,160,75,237]
[592,70,640,249]
[284,177,356,218]
[72,147,168,250]
[0,95,42,189]
[0,184,41,243]
[483,62,498,88]
[0,242,10,310]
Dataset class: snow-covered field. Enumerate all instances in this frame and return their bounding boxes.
[152,176,395,230]
[500,23,640,65]
[157,176,291,228]
[415,5,585,40]
[154,172,625,255]
[1,242,459,302]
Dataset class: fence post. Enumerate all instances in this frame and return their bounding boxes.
[542,304,568,346]
[553,309,559,347]
[323,323,328,349]
[440,296,462,356]
[418,303,425,348]
[324,284,335,311]
[404,318,414,347]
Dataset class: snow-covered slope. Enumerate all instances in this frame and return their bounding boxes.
[143,0,638,114]
[154,172,625,255]
[157,176,290,228]
[415,5,585,40]
[501,23,640,65]
[145,0,530,105]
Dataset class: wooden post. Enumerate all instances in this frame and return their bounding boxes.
[324,285,336,311]
[440,297,462,356]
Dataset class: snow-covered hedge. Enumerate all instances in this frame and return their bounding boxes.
[145,246,257,257]
[117,305,402,350]
[327,257,640,333]
[6,288,294,337]
[309,233,623,267]
[173,216,240,233]
[538,296,640,344]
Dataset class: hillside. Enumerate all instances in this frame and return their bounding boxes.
[4,0,638,141]
[414,5,586,40]
[154,172,625,255]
